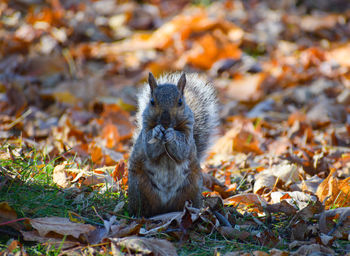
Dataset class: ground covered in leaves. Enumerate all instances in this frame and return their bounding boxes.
[1,0,350,255]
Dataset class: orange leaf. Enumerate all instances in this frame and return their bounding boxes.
[316,169,350,208]
[112,161,126,182]
[101,123,120,149]
[227,73,266,102]
[224,193,268,212]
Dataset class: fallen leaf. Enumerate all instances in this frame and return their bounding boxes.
[300,14,340,32]
[113,201,125,213]
[110,236,178,256]
[212,118,264,157]
[290,244,334,256]
[224,193,267,212]
[319,207,350,238]
[0,202,24,231]
[301,175,323,194]
[218,226,250,240]
[227,73,266,102]
[270,191,318,211]
[255,229,281,248]
[316,169,350,208]
[329,43,350,67]
[110,221,142,238]
[52,163,71,188]
[265,200,297,216]
[317,233,335,246]
[101,123,120,149]
[291,219,309,240]
[21,230,80,249]
[0,202,17,220]
[30,217,95,239]
[253,172,277,194]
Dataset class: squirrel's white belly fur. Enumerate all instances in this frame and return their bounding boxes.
[145,159,189,205]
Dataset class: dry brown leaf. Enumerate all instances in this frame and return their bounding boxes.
[255,230,281,248]
[224,193,267,212]
[300,14,340,32]
[21,230,80,249]
[212,118,264,157]
[297,199,324,221]
[254,164,300,194]
[0,202,24,231]
[81,166,116,187]
[0,202,18,220]
[301,175,323,194]
[53,163,112,188]
[101,123,120,149]
[185,34,241,69]
[253,173,277,195]
[268,248,290,256]
[110,221,142,238]
[318,233,335,246]
[328,43,350,67]
[319,207,350,238]
[218,226,250,240]
[227,73,266,102]
[112,161,126,182]
[52,163,71,188]
[30,217,95,239]
[113,201,125,214]
[270,191,318,211]
[111,236,178,256]
[265,200,297,216]
[291,219,309,240]
[290,244,334,256]
[150,9,242,50]
[316,169,350,208]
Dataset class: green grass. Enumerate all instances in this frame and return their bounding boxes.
[177,231,273,256]
[0,142,126,255]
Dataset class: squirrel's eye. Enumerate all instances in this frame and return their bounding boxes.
[178,98,182,106]
[150,98,155,106]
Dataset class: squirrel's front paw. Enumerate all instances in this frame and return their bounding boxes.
[148,125,165,144]
[152,124,165,140]
[164,128,176,143]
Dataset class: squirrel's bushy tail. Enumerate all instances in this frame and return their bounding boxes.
[136,72,219,162]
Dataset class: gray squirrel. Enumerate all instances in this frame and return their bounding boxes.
[128,72,218,217]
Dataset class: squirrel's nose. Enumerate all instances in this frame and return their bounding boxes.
[160,111,171,128]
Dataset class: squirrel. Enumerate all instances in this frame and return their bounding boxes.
[128,72,218,217]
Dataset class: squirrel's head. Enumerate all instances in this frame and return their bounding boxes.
[147,72,187,129]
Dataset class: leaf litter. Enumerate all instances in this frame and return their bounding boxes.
[1,0,350,255]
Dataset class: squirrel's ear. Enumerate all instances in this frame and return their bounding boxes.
[177,73,186,95]
[148,72,157,93]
